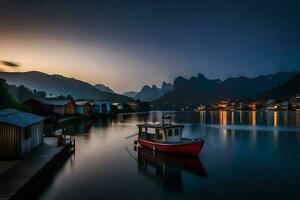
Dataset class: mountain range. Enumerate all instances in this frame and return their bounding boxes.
[0,70,298,106]
[254,73,300,101]
[0,71,131,102]
[153,71,299,106]
[123,82,172,102]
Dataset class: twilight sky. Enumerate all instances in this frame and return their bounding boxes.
[0,0,299,92]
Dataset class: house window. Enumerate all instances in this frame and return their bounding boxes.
[174,129,180,136]
[168,129,172,136]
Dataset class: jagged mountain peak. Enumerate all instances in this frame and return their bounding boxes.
[154,71,299,105]
[125,81,173,102]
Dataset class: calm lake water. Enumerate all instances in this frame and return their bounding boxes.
[38,111,300,200]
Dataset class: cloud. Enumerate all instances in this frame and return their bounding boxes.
[1,60,20,67]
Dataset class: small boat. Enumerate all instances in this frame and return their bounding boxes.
[137,116,204,156]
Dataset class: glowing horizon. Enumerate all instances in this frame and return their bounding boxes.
[1,1,299,93]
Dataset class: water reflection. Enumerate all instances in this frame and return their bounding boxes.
[221,128,228,145]
[59,118,113,136]
[39,111,300,200]
[251,111,256,126]
[274,112,278,127]
[137,147,206,191]
[231,112,234,124]
[220,111,227,125]
[59,119,93,135]
[170,111,300,128]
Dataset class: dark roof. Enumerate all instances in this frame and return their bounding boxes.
[23,98,52,105]
[46,99,73,106]
[0,108,45,128]
[137,123,184,129]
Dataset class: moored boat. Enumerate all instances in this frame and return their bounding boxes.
[137,116,204,156]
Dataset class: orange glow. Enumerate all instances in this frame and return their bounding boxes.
[218,104,227,110]
[231,112,234,124]
[251,111,256,126]
[0,38,165,92]
[250,103,256,110]
[274,112,278,127]
[220,111,227,125]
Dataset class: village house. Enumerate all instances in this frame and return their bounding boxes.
[0,108,45,160]
[75,101,92,115]
[23,98,54,116]
[46,99,76,116]
[93,102,111,114]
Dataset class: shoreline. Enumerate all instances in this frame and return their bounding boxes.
[0,137,74,200]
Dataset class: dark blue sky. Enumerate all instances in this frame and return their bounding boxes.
[1,0,299,91]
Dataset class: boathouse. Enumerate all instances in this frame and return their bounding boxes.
[23,98,54,116]
[93,102,111,114]
[46,100,76,116]
[75,101,92,115]
[0,108,45,160]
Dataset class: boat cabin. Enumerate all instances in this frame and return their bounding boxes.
[137,117,184,143]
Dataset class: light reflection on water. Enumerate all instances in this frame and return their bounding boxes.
[39,111,300,200]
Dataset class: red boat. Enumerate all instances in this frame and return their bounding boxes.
[137,116,204,156]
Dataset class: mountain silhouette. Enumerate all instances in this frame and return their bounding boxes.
[124,82,172,102]
[154,72,299,106]
[0,71,131,102]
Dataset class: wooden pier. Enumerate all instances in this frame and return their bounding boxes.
[0,136,75,200]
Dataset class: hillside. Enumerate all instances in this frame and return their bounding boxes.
[0,79,22,109]
[94,83,114,93]
[254,73,300,101]
[154,72,299,106]
[0,71,131,102]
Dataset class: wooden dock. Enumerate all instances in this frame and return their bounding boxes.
[0,137,75,200]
